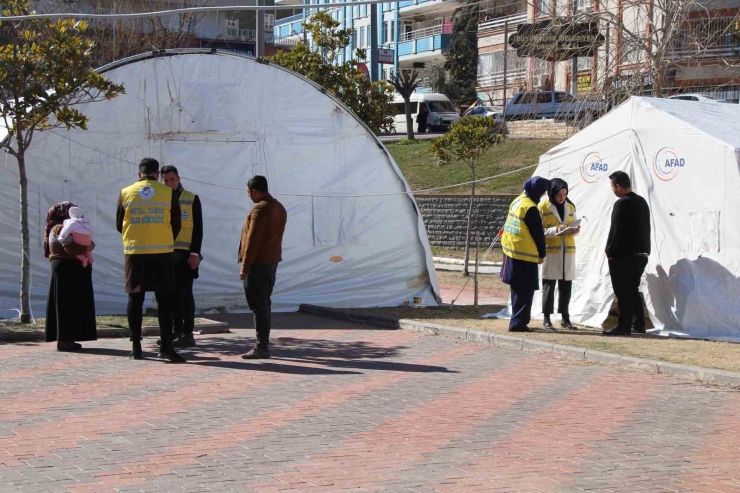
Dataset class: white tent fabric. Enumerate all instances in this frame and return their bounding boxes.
[529,96,740,341]
[0,49,440,318]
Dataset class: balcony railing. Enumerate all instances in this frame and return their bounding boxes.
[399,24,445,42]
[478,12,527,32]
[477,69,527,87]
[667,45,740,60]
[398,33,451,56]
[271,35,299,47]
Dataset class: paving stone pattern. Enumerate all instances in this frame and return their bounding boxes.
[1,313,739,492]
[415,195,515,250]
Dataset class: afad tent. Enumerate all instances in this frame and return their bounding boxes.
[0,49,440,318]
[532,96,740,341]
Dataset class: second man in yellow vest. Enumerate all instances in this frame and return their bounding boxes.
[161,165,203,348]
[500,177,550,332]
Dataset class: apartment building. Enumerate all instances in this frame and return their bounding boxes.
[477,0,740,105]
[273,0,460,91]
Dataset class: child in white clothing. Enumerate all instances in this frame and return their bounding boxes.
[58,207,94,267]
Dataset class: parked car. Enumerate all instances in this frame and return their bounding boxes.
[504,91,607,121]
[667,93,737,103]
[462,105,503,120]
[391,93,460,133]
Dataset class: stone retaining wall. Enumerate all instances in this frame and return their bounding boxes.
[506,119,579,139]
[415,194,516,249]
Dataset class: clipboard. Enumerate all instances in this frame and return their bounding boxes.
[555,218,582,236]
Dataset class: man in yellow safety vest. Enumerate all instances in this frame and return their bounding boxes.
[500,176,550,332]
[161,165,203,348]
[116,158,185,362]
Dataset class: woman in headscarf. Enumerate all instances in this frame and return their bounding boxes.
[539,178,580,330]
[500,176,550,332]
[44,201,97,351]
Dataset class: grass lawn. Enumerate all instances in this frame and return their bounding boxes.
[348,305,740,374]
[386,138,563,195]
[436,271,508,294]
[0,315,159,331]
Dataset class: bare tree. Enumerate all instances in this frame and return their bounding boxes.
[44,0,203,67]
[389,69,421,140]
[476,0,740,126]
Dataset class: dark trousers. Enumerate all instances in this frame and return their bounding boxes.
[127,291,175,347]
[173,253,195,336]
[243,262,278,349]
[510,286,535,331]
[542,280,573,315]
[417,117,427,133]
[609,255,648,330]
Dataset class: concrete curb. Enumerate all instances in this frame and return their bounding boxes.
[0,319,229,343]
[298,304,740,388]
[433,257,502,267]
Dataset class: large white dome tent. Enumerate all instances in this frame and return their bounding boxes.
[530,96,740,342]
[0,48,440,318]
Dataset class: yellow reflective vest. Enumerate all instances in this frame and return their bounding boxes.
[501,193,541,263]
[539,199,576,254]
[174,189,195,251]
[120,179,174,255]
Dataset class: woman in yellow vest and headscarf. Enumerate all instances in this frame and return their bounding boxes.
[500,176,550,332]
[539,178,580,330]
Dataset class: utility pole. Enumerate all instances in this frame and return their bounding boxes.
[256,0,265,57]
[502,19,508,115]
[303,0,308,45]
[370,1,378,81]
[570,0,578,96]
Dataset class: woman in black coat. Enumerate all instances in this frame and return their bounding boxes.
[44,202,97,351]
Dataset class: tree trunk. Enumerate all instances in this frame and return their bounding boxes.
[17,151,32,323]
[474,231,480,306]
[463,162,476,276]
[404,97,415,140]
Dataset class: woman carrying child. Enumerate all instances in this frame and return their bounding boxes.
[44,202,97,351]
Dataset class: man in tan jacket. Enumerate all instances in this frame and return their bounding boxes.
[238,175,288,359]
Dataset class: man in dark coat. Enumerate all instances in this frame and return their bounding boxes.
[603,171,651,336]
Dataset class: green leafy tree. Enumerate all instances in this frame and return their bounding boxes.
[0,0,125,322]
[430,117,502,276]
[445,0,480,107]
[268,11,393,134]
[389,69,420,140]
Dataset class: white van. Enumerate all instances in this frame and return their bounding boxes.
[391,93,460,133]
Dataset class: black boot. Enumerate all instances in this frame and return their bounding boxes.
[158,345,186,363]
[543,314,555,330]
[561,314,576,330]
[130,340,143,360]
[175,334,196,348]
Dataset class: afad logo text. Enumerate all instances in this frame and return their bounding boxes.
[580,152,609,184]
[653,147,685,181]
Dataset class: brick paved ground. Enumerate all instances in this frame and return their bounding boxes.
[1,312,739,493]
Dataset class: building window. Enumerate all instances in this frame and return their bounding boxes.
[225,18,239,38]
[360,26,366,48]
[575,0,592,12]
[537,0,552,16]
[534,58,549,77]
[264,14,275,30]
[477,50,526,86]
[577,56,593,72]
[384,20,395,44]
